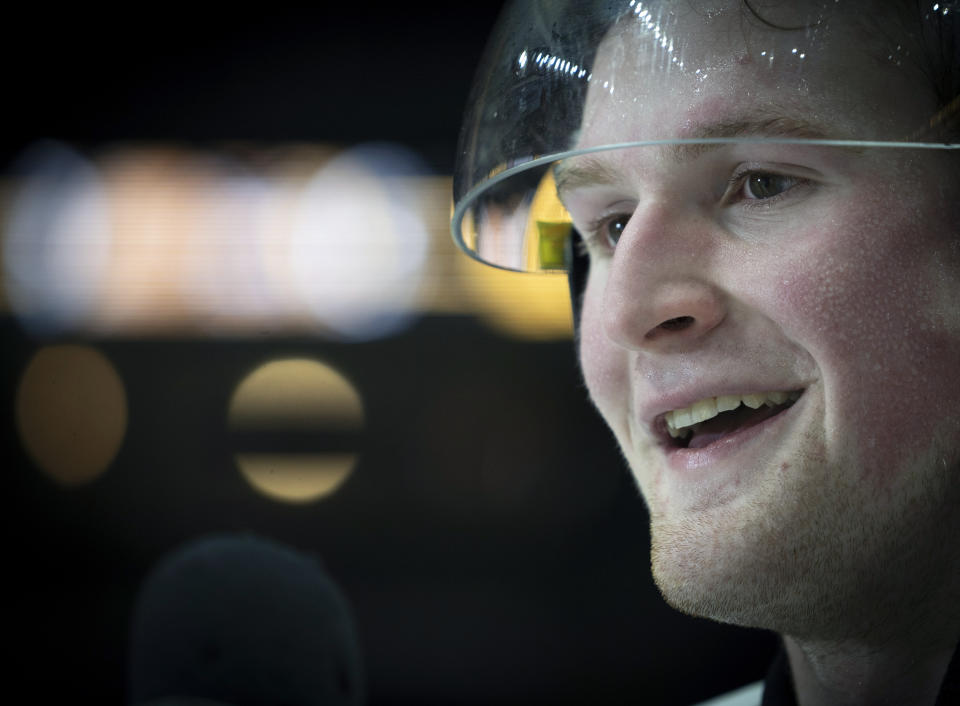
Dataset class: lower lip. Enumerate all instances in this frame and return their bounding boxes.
[663,396,803,472]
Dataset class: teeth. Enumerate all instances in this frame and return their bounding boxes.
[664,390,801,436]
[667,424,691,439]
[672,407,693,429]
[716,394,741,413]
[690,397,718,424]
[767,391,789,405]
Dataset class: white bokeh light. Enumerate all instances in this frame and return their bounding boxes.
[181,171,278,323]
[288,143,429,340]
[3,141,111,333]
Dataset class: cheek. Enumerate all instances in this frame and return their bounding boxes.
[579,271,631,437]
[772,184,960,480]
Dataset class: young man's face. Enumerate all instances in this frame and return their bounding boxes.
[560,3,960,636]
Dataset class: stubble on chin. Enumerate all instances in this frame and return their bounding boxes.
[646,496,809,631]
[645,438,960,647]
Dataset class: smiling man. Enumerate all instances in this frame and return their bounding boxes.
[452,2,960,704]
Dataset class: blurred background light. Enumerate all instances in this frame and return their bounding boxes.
[457,257,573,341]
[0,140,574,341]
[235,453,361,505]
[180,168,277,326]
[15,344,127,486]
[288,142,430,341]
[3,141,111,334]
[95,147,219,332]
[227,358,364,503]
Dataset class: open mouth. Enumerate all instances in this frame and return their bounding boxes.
[661,390,803,450]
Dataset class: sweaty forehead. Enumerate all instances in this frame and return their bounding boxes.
[574,0,934,150]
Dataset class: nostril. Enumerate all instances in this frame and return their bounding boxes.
[658,316,695,331]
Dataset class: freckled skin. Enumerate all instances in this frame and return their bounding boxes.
[570,2,960,657]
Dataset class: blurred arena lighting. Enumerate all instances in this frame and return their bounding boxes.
[180,169,277,323]
[0,140,575,340]
[456,255,573,341]
[15,344,128,486]
[97,147,228,331]
[227,358,364,504]
[235,454,360,505]
[2,141,111,334]
[288,142,430,341]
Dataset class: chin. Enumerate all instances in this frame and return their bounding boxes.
[650,518,765,627]
[651,554,784,630]
[646,440,960,643]
[645,493,840,635]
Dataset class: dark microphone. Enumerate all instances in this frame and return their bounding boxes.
[128,533,364,706]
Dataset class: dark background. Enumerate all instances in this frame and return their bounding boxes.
[2,5,501,172]
[3,4,777,704]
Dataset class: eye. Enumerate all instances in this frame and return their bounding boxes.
[602,214,630,247]
[741,172,801,200]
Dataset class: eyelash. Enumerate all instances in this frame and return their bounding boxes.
[724,168,808,206]
[580,213,629,252]
[576,168,810,252]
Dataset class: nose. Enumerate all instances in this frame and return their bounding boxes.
[599,204,727,351]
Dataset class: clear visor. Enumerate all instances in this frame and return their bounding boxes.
[451,0,960,272]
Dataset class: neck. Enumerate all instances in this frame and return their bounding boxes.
[784,635,958,706]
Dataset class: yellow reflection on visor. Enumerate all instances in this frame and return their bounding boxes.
[524,169,572,272]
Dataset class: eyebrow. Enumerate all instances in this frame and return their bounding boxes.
[553,155,622,196]
[671,116,829,161]
[554,115,829,198]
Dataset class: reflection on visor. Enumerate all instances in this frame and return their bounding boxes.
[454,137,960,274]
[470,169,574,273]
[529,171,573,271]
[452,0,960,273]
